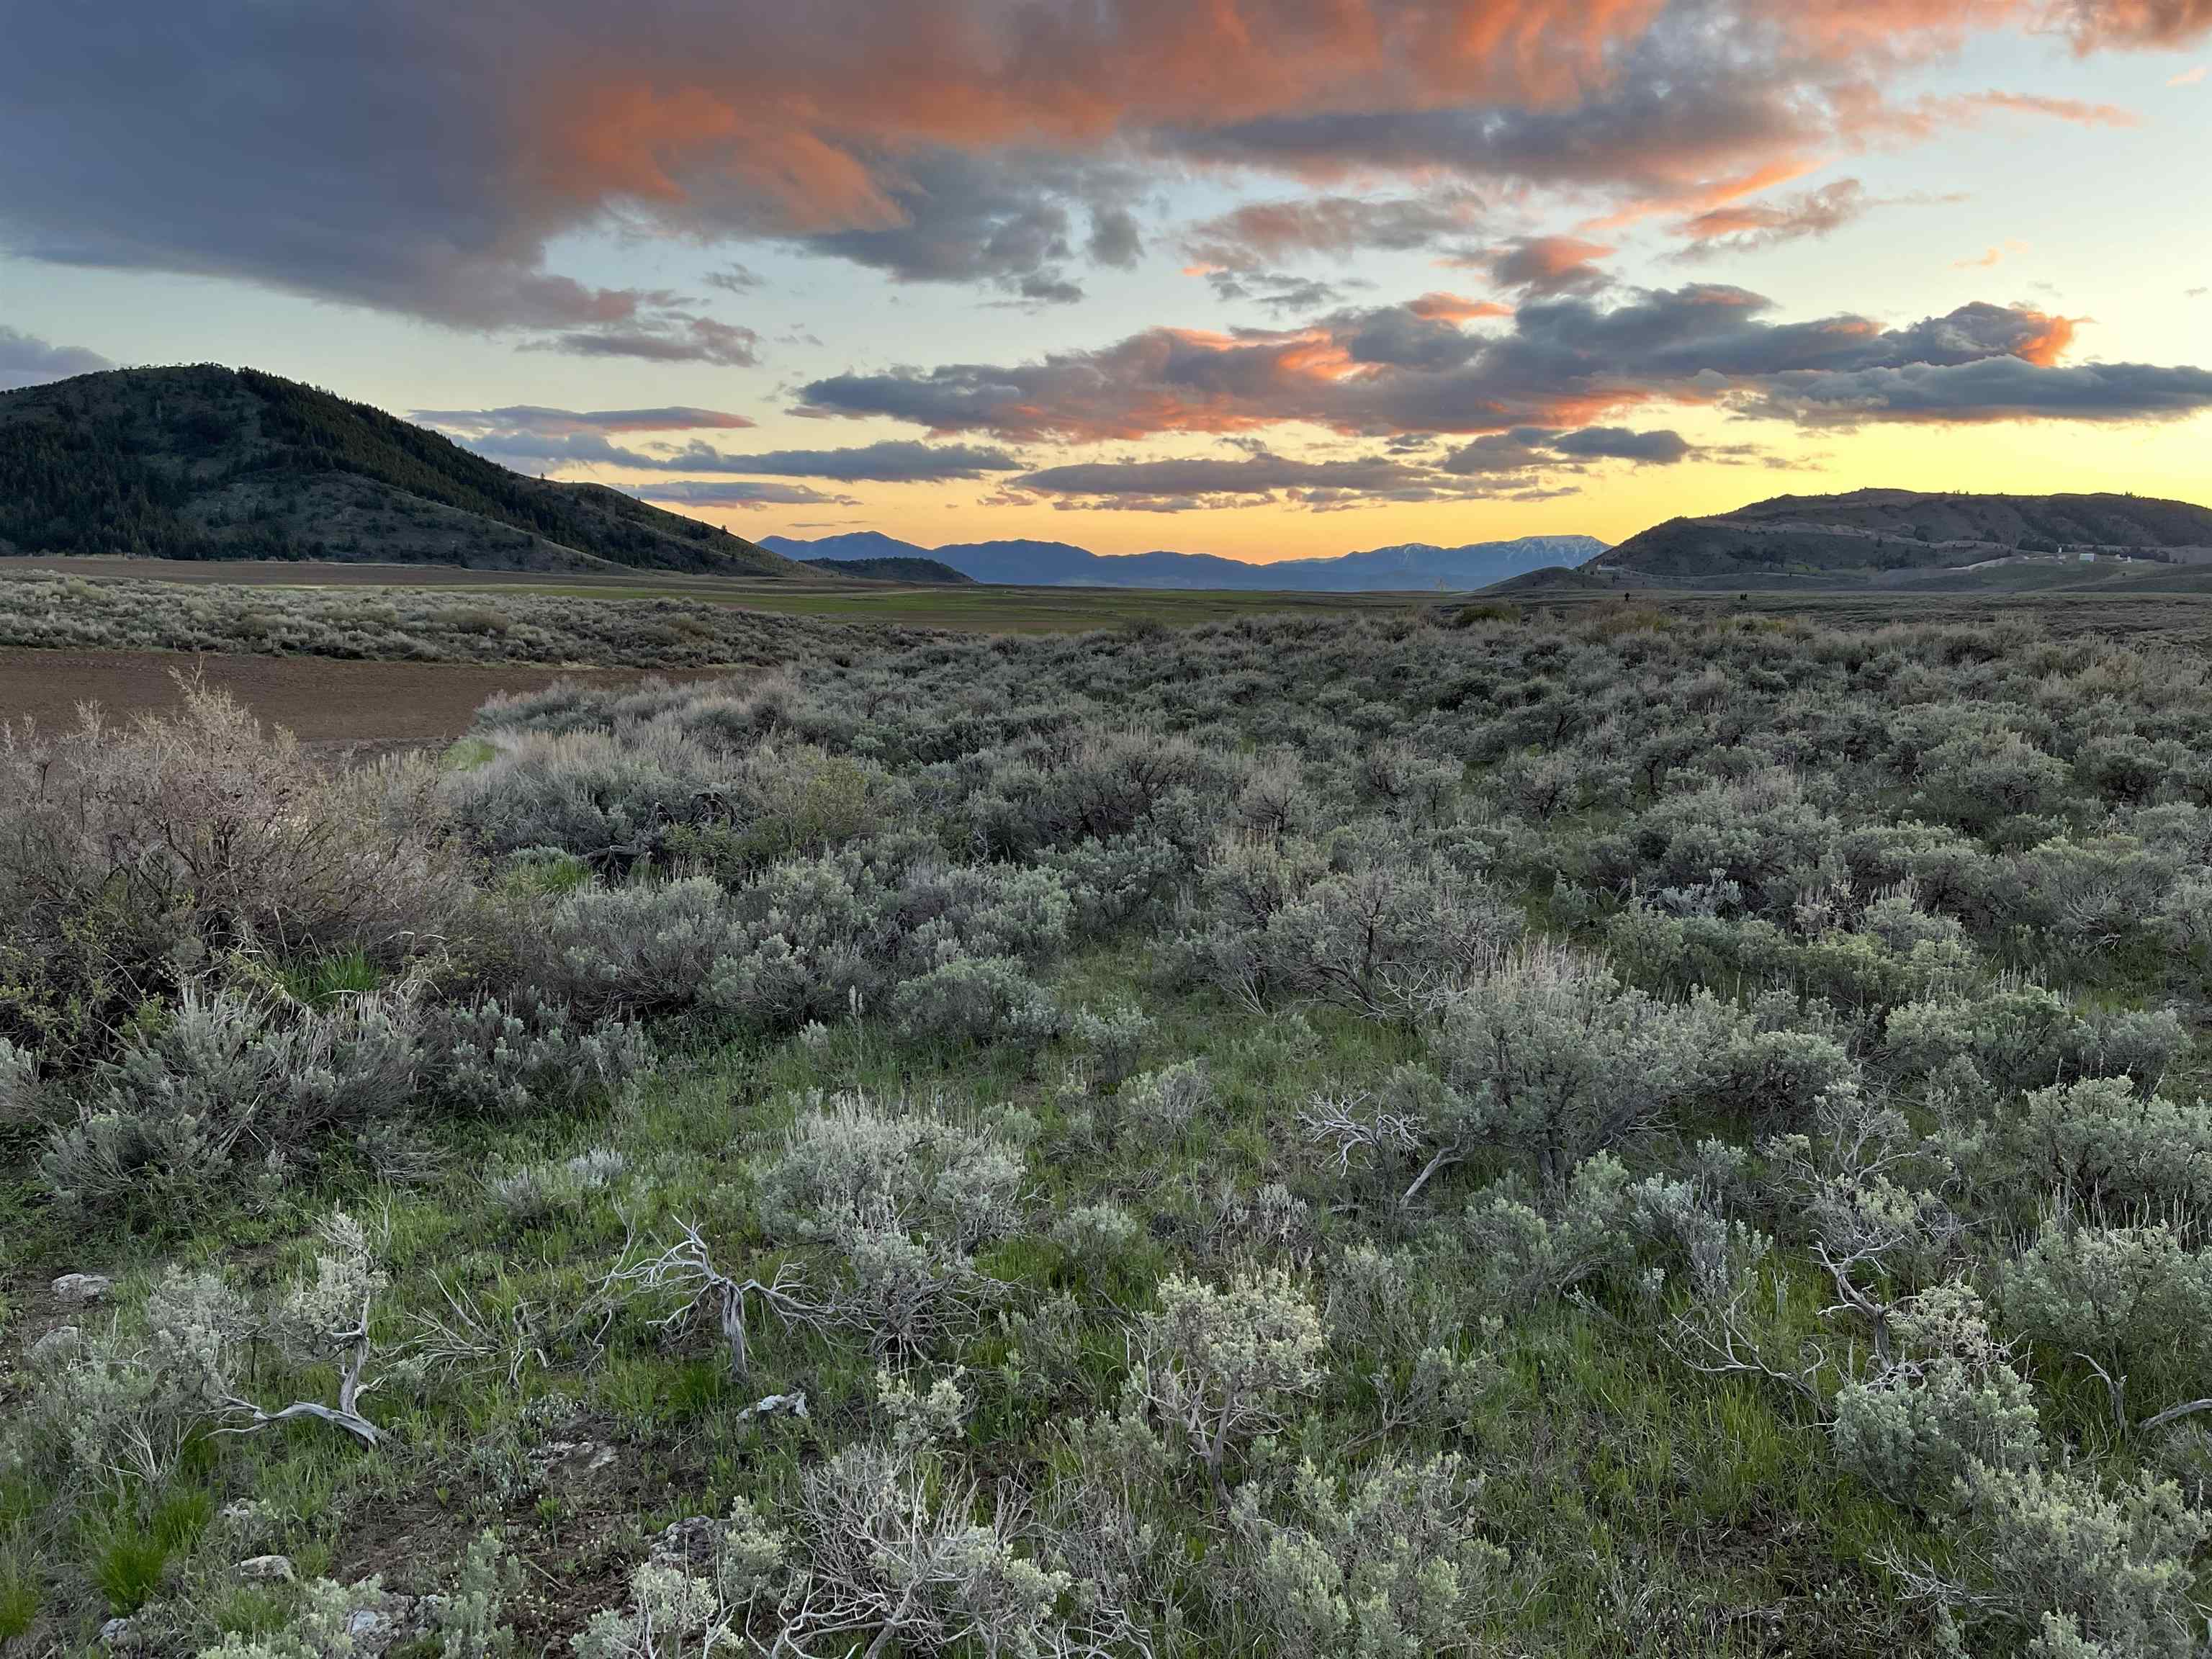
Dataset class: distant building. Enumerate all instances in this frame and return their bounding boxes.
[2079,549,2095,563]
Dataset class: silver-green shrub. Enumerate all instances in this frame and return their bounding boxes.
[1978,1078,2212,1227]
[1128,1267,1324,1500]
[1118,1058,1216,1143]
[2003,1224,2212,1413]
[444,721,733,863]
[1065,999,1153,1089]
[418,993,651,1118]
[1956,1462,2206,1659]
[40,984,418,1219]
[19,1266,251,1496]
[1433,943,1737,1185]
[571,1501,786,1659]
[1179,837,1522,1020]
[1226,1455,1509,1658]
[1832,1282,2041,1516]
[524,877,742,1021]
[889,955,1061,1054]
[755,1090,1023,1252]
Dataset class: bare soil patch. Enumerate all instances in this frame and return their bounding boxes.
[0,648,695,752]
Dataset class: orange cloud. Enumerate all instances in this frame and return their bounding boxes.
[512,1,2184,246]
[1586,155,1825,231]
[1959,89,2139,125]
[1465,235,1616,294]
[1777,0,2212,54]
[2060,0,2212,48]
[518,0,1689,238]
[2010,310,2079,367]
[1408,292,1512,320]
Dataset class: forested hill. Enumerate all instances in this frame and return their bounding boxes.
[1591,488,2212,584]
[0,365,802,576]
[801,555,975,583]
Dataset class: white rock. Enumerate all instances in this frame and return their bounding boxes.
[27,1324,82,1364]
[99,1617,136,1650]
[53,1272,112,1305]
[238,1553,296,1583]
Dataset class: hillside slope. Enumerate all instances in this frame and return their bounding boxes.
[764,531,1605,590]
[1592,488,2212,587]
[803,554,974,583]
[0,365,803,576]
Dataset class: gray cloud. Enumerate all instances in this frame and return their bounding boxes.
[626,480,857,508]
[1335,305,1487,370]
[1743,357,2212,425]
[1671,179,1872,258]
[0,327,112,391]
[786,149,1141,304]
[1477,236,1616,297]
[705,264,765,293]
[1004,429,1696,512]
[648,439,1025,481]
[1012,451,1430,503]
[421,408,1020,482]
[1203,270,1356,314]
[1181,189,1486,271]
[529,316,761,367]
[1442,429,1569,475]
[414,405,756,438]
[1549,426,1694,462]
[1087,206,1144,269]
[1442,425,1693,472]
[1168,17,1822,215]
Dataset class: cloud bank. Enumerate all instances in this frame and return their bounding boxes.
[4,0,2205,341]
[796,287,2208,443]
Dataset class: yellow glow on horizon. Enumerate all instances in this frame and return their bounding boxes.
[639,409,2212,562]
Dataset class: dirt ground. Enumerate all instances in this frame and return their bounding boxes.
[0,648,707,751]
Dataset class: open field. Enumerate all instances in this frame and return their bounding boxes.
[1,556,1430,631]
[6,597,2212,1655]
[1529,557,2212,601]
[10,566,2212,747]
[1499,580,2212,642]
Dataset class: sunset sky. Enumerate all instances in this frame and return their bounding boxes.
[4,1,2210,560]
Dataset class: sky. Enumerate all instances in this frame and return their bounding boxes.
[2,1,2210,562]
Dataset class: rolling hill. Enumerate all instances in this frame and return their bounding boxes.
[0,365,804,576]
[1586,488,2212,588]
[764,531,1605,590]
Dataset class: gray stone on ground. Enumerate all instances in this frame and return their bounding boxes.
[652,1515,725,1570]
[344,1592,418,1658]
[27,1325,82,1364]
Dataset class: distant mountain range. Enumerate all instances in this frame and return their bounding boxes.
[765,531,1606,590]
[0,366,803,577]
[1583,489,2212,588]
